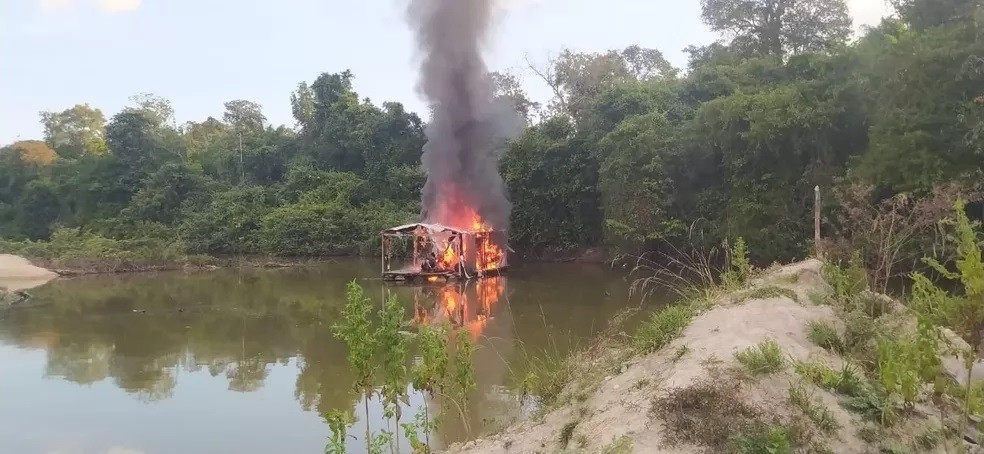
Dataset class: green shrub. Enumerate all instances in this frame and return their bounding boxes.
[822,252,868,301]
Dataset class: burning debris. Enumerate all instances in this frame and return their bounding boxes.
[382,0,523,282]
[381,223,506,282]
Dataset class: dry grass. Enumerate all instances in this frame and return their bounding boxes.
[652,377,763,450]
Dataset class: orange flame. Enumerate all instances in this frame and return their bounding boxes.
[428,184,505,273]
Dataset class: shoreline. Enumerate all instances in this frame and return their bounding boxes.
[0,255,60,306]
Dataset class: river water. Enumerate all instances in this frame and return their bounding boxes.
[0,259,656,454]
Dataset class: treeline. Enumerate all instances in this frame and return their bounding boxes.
[1,0,982,267]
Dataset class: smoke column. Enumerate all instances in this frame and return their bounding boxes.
[406,0,523,232]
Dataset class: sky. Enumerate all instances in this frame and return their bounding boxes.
[0,0,892,144]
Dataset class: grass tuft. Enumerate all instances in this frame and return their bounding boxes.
[559,420,578,448]
[788,382,841,434]
[633,304,695,354]
[600,435,633,454]
[734,339,786,375]
[806,320,845,354]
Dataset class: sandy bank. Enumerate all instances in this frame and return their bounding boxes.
[446,260,955,454]
[0,254,57,291]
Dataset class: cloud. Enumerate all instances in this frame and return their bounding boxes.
[95,0,141,13]
[849,0,893,28]
[39,0,75,13]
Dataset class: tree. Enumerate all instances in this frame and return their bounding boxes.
[7,140,58,166]
[489,71,541,123]
[15,180,61,239]
[128,92,175,128]
[223,100,266,136]
[700,0,852,58]
[40,104,108,158]
[106,110,166,177]
[852,18,984,193]
[892,0,980,29]
[502,116,602,251]
[290,82,316,130]
[184,117,229,156]
[529,46,676,121]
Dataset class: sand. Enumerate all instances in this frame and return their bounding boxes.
[0,254,57,291]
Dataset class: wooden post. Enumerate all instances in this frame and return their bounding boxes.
[814,185,822,259]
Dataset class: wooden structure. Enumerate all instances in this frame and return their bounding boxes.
[381,223,508,283]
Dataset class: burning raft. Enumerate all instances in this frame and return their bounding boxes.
[381,223,507,283]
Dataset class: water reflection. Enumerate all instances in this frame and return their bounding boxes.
[0,260,649,453]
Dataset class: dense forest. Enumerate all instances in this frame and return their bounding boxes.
[1,0,982,270]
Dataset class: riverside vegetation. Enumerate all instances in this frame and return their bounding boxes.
[482,197,984,453]
[1,0,983,274]
[328,281,477,454]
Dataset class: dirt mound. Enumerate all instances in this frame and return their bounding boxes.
[445,260,946,453]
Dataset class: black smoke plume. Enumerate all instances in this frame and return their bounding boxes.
[406,0,523,232]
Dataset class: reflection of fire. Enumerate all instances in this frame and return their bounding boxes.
[411,278,505,339]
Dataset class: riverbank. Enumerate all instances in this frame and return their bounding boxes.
[26,254,321,277]
[0,254,58,292]
[446,260,971,453]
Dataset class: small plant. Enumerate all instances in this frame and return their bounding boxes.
[376,294,410,453]
[822,252,868,302]
[910,197,984,443]
[672,344,689,362]
[732,425,793,454]
[600,436,633,454]
[325,410,354,454]
[332,281,378,454]
[723,237,753,289]
[633,304,694,353]
[559,420,579,449]
[734,339,785,375]
[916,425,944,450]
[788,382,841,434]
[856,423,881,443]
[793,360,867,398]
[842,311,877,354]
[409,323,451,450]
[807,320,845,354]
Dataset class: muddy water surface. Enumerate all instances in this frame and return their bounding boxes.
[0,259,661,454]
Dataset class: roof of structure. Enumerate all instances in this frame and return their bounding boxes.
[381,223,467,235]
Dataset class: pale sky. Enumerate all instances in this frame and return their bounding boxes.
[0,0,892,144]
